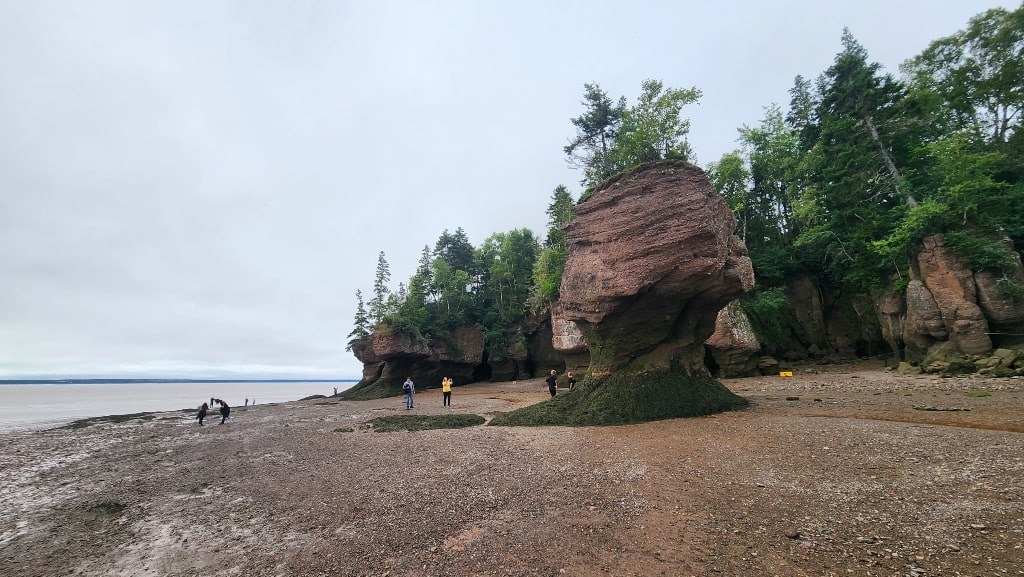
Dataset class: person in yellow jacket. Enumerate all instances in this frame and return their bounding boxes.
[441,376,453,407]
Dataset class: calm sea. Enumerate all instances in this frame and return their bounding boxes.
[0,380,355,433]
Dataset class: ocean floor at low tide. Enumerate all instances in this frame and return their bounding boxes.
[1,363,1022,576]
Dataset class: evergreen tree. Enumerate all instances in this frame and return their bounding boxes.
[794,30,916,287]
[346,289,371,350]
[434,227,476,278]
[368,251,391,324]
[567,80,701,192]
[533,185,575,300]
[564,83,625,189]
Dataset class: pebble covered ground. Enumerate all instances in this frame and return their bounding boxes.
[1,362,1021,576]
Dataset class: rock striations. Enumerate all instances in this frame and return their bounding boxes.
[493,160,755,426]
[558,160,754,374]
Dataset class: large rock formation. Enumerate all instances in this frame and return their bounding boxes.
[867,232,1024,375]
[344,326,485,399]
[558,161,754,374]
[493,161,754,426]
[913,234,992,355]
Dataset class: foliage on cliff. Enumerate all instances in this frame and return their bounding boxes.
[348,227,539,362]
[351,5,1024,369]
[705,7,1024,333]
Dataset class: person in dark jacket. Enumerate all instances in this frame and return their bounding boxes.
[546,370,558,397]
[216,399,230,424]
[196,402,209,425]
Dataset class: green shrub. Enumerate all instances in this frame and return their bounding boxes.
[740,287,791,345]
[944,231,1016,272]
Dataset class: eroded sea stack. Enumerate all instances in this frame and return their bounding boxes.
[492,160,755,426]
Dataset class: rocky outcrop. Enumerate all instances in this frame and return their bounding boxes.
[549,301,590,373]
[558,161,755,374]
[524,312,563,377]
[974,236,1024,346]
[345,326,486,399]
[784,276,828,358]
[496,161,753,426]
[912,234,992,356]
[861,232,1024,374]
[705,301,761,377]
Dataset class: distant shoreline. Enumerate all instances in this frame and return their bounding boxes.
[0,378,358,385]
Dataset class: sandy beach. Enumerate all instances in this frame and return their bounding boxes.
[1,362,1022,576]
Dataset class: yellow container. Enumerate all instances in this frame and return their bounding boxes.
[779,371,793,377]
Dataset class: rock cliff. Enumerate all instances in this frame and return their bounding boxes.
[344,326,486,399]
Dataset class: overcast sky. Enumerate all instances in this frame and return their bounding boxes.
[0,1,1013,379]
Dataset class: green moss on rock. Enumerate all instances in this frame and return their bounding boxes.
[489,363,748,427]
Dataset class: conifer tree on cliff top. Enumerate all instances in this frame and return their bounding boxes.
[566,80,701,192]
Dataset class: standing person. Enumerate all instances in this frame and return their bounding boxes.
[244,398,249,407]
[217,399,230,424]
[403,377,415,409]
[441,377,453,407]
[333,387,338,396]
[546,370,558,397]
[196,402,209,426]
[567,371,577,392]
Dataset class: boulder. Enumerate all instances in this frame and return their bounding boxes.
[705,300,762,377]
[558,161,754,374]
[549,301,591,374]
[494,161,753,426]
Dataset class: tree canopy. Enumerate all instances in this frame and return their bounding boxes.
[351,5,1024,363]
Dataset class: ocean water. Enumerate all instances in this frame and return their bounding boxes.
[0,380,354,433]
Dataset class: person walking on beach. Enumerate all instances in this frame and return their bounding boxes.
[567,371,577,392]
[441,376,453,407]
[403,377,415,409]
[196,402,209,425]
[216,399,230,424]
[546,370,558,397]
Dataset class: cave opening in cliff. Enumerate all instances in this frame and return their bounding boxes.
[472,350,492,383]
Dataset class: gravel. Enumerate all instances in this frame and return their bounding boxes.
[1,362,1022,576]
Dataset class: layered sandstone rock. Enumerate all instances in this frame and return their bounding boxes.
[549,301,590,372]
[496,161,754,425]
[913,234,992,355]
[705,301,761,377]
[974,236,1024,345]
[346,325,486,398]
[558,160,755,374]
